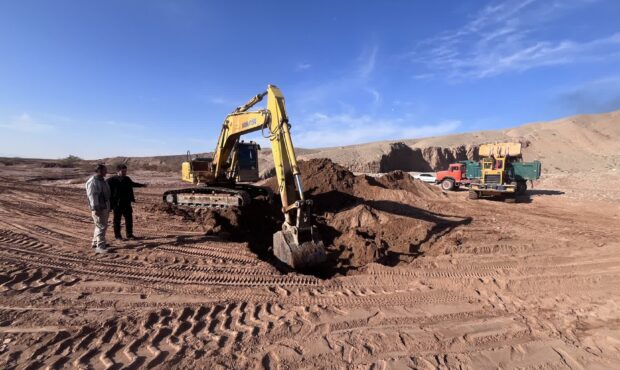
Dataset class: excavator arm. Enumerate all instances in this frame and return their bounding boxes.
[211,86,305,214]
[264,86,325,269]
[205,85,326,269]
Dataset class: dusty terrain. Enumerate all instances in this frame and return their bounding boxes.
[0,153,619,369]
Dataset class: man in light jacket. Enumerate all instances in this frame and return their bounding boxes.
[86,164,111,253]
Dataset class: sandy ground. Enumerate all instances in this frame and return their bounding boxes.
[0,163,619,369]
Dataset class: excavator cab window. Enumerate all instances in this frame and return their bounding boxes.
[235,142,260,182]
[237,143,257,166]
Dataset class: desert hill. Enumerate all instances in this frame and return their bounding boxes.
[263,109,620,175]
[2,110,618,175]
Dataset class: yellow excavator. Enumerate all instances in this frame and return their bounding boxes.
[163,85,326,269]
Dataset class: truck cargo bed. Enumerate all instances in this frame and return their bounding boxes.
[459,160,541,182]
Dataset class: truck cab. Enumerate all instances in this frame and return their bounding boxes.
[435,163,465,191]
[469,156,519,200]
[480,156,505,185]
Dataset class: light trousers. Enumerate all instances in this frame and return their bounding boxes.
[91,209,109,248]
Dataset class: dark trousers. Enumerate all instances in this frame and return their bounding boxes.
[113,204,133,238]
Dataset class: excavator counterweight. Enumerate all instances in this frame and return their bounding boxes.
[163,85,326,270]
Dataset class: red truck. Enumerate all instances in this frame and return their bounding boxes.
[435,161,479,191]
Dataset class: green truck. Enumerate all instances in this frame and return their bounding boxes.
[435,159,542,193]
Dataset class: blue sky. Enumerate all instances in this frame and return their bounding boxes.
[1,0,619,159]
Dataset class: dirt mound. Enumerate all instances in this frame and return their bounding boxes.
[263,159,460,272]
[265,159,444,209]
[298,158,356,195]
[324,204,436,268]
[262,158,357,213]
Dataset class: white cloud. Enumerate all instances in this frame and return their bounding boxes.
[292,112,461,148]
[296,63,312,71]
[413,73,434,80]
[104,120,146,129]
[286,42,464,148]
[460,33,620,78]
[0,113,54,133]
[294,43,382,109]
[208,96,230,105]
[358,44,378,78]
[411,0,620,80]
[365,87,381,105]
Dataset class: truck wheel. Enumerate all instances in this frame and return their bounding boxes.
[468,190,479,200]
[441,179,455,191]
[504,196,516,203]
[516,181,527,195]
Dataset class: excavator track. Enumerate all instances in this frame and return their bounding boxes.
[163,184,272,209]
[163,187,251,208]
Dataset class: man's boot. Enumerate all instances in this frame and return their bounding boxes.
[95,246,109,254]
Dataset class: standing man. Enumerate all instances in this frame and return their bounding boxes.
[106,164,147,240]
[86,164,111,253]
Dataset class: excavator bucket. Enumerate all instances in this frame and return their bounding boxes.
[273,227,326,270]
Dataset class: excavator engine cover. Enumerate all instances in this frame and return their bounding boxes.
[273,226,326,270]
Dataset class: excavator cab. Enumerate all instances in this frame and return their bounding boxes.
[182,141,260,185]
[229,141,260,183]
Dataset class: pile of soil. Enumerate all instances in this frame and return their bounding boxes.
[156,158,461,274]
[295,158,357,213]
[323,204,436,268]
[263,159,460,272]
[296,158,356,195]
[264,159,444,211]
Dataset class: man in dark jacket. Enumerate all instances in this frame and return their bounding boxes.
[106,164,147,240]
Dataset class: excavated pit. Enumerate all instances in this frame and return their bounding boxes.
[281,159,471,274]
[159,158,470,276]
[156,198,281,261]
